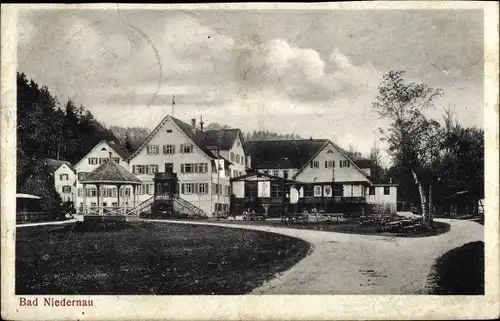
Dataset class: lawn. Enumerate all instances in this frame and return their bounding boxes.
[222,220,450,237]
[16,221,311,295]
[428,241,484,295]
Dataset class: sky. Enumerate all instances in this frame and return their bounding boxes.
[17,8,484,161]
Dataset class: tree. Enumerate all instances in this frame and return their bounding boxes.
[373,70,443,227]
[124,131,134,153]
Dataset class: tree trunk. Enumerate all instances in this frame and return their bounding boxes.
[412,170,429,228]
[428,183,433,226]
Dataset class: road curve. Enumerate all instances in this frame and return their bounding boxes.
[144,218,483,294]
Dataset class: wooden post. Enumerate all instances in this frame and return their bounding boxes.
[116,184,122,214]
[96,184,102,215]
[83,183,87,215]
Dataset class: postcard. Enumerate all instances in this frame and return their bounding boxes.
[1,2,498,320]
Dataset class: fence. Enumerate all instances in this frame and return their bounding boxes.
[366,203,397,215]
[16,211,60,224]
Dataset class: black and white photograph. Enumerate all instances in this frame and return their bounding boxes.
[1,2,498,320]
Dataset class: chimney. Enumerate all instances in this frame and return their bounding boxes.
[199,115,204,132]
[191,118,196,132]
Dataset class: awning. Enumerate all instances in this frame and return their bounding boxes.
[16,193,41,200]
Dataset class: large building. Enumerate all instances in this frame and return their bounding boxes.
[125,115,250,216]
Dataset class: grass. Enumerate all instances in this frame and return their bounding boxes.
[222,220,450,237]
[16,221,311,295]
[429,241,484,295]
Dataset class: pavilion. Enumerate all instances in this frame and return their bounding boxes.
[80,153,142,221]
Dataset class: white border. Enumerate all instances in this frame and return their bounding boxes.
[1,2,499,320]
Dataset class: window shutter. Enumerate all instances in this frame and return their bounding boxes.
[325,161,327,168]
[172,145,176,154]
[163,145,166,154]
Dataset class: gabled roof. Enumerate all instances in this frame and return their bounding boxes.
[127,115,249,161]
[246,139,329,169]
[45,158,74,173]
[81,158,141,185]
[354,159,374,169]
[74,140,131,170]
[202,129,240,150]
[170,117,217,158]
[107,141,131,160]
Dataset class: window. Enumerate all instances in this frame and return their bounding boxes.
[198,183,208,195]
[283,170,289,179]
[147,165,159,175]
[325,160,335,168]
[181,163,208,174]
[137,185,144,195]
[132,165,147,175]
[147,145,159,155]
[166,129,173,133]
[102,202,107,207]
[112,202,118,207]
[340,160,350,168]
[62,186,71,193]
[99,158,108,164]
[224,185,229,196]
[163,144,175,154]
[111,188,118,197]
[113,157,120,163]
[384,187,390,195]
[310,161,319,168]
[236,154,240,164]
[78,188,84,197]
[59,173,69,181]
[271,182,284,198]
[88,157,98,165]
[313,185,322,197]
[182,183,193,195]
[369,187,376,195]
[230,152,235,162]
[90,202,97,207]
[78,172,87,180]
[245,181,258,198]
[90,188,97,197]
[180,144,193,154]
[273,169,280,177]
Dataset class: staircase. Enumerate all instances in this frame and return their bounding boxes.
[136,195,207,218]
[136,196,154,215]
[172,195,207,218]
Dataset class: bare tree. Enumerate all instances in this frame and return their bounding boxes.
[373,70,443,227]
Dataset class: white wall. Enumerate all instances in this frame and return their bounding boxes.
[54,164,76,202]
[294,142,370,183]
[366,186,398,204]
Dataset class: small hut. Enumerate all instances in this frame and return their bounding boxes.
[80,153,142,221]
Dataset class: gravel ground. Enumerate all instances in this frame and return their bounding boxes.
[146,216,483,295]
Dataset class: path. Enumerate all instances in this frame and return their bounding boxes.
[145,217,483,294]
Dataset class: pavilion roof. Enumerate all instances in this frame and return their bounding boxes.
[80,158,141,185]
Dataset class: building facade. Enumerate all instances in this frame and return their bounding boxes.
[46,159,77,203]
[126,115,250,216]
